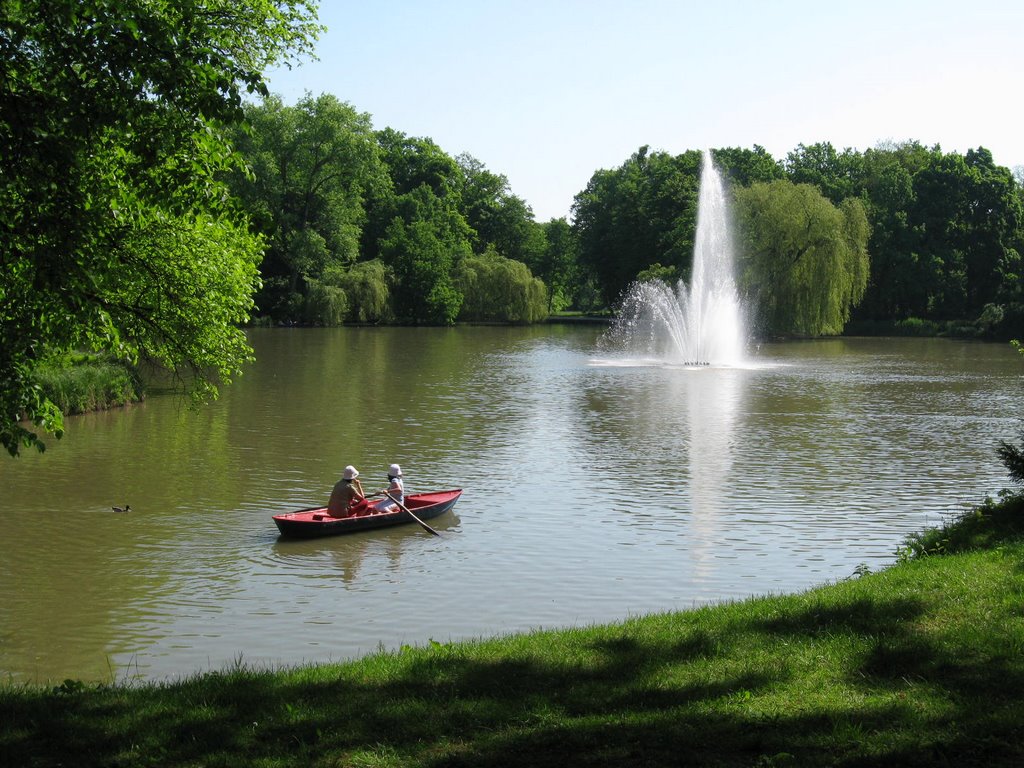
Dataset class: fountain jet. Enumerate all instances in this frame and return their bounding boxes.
[605,149,746,366]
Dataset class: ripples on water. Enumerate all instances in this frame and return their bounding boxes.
[0,330,1020,683]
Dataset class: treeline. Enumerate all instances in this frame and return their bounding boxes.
[227,94,572,325]
[235,96,1024,339]
[573,143,1023,338]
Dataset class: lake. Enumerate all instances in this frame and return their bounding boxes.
[1,326,1020,684]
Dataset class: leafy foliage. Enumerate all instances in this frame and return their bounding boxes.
[899,493,1024,560]
[303,278,349,326]
[536,218,583,312]
[734,180,870,335]
[997,435,1024,486]
[783,142,865,204]
[458,153,544,267]
[572,146,701,304]
[335,259,392,323]
[712,145,784,187]
[567,139,1022,335]
[796,141,1024,334]
[379,186,470,324]
[229,93,387,320]
[33,354,141,415]
[0,0,321,455]
[454,250,548,323]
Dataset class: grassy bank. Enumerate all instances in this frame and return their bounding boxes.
[3,498,1023,767]
[33,353,144,415]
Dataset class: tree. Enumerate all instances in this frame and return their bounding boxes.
[734,179,870,336]
[783,142,865,205]
[230,93,387,321]
[454,250,548,323]
[362,128,464,264]
[712,145,784,188]
[1,0,322,455]
[378,185,471,324]
[537,218,581,312]
[852,142,933,322]
[456,153,509,254]
[375,128,462,200]
[456,153,543,266]
[910,148,1022,319]
[572,147,701,305]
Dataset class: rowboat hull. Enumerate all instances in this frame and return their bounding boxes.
[272,489,462,539]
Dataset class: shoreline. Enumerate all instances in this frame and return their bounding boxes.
[2,496,1022,766]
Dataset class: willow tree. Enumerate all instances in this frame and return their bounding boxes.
[734,180,870,336]
[454,250,548,323]
[0,0,322,455]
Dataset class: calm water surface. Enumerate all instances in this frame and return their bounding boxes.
[1,327,1021,683]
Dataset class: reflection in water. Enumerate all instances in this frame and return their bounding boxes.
[682,369,743,583]
[1,330,1022,683]
[270,515,462,585]
[576,360,749,587]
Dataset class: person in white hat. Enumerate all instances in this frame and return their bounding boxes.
[327,465,368,517]
[372,463,404,513]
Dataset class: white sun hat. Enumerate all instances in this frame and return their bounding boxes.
[343,465,359,480]
[388,463,402,477]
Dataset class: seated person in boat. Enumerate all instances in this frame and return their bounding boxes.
[372,463,404,513]
[327,465,370,517]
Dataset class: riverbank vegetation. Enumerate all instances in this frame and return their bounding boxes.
[32,353,143,416]
[2,493,1022,766]
[226,90,1023,343]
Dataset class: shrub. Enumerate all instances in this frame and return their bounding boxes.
[303,279,349,326]
[898,493,1024,560]
[455,251,548,323]
[893,317,940,336]
[332,260,392,323]
[34,354,143,414]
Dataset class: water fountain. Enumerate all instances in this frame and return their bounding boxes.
[603,148,746,366]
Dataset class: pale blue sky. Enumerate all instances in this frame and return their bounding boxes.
[267,0,1024,221]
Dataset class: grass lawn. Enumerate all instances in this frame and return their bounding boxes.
[3,496,1023,767]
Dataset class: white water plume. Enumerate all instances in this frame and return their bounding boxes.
[604,149,746,366]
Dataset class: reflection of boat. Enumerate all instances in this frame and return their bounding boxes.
[273,490,462,539]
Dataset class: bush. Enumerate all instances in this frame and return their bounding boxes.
[998,427,1024,485]
[899,493,1024,560]
[455,251,548,323]
[303,279,349,326]
[635,262,679,284]
[972,302,1024,341]
[893,317,940,336]
[332,260,391,323]
[34,354,143,414]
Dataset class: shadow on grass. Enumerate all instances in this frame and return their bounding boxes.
[3,573,1024,766]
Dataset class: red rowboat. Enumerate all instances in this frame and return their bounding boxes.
[272,489,462,539]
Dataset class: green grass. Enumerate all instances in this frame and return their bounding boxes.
[33,353,144,415]
[3,496,1024,767]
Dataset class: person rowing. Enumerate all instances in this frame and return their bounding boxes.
[327,465,370,518]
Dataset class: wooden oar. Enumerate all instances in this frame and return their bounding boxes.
[386,491,440,536]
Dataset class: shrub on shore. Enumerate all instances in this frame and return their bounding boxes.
[33,353,143,415]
